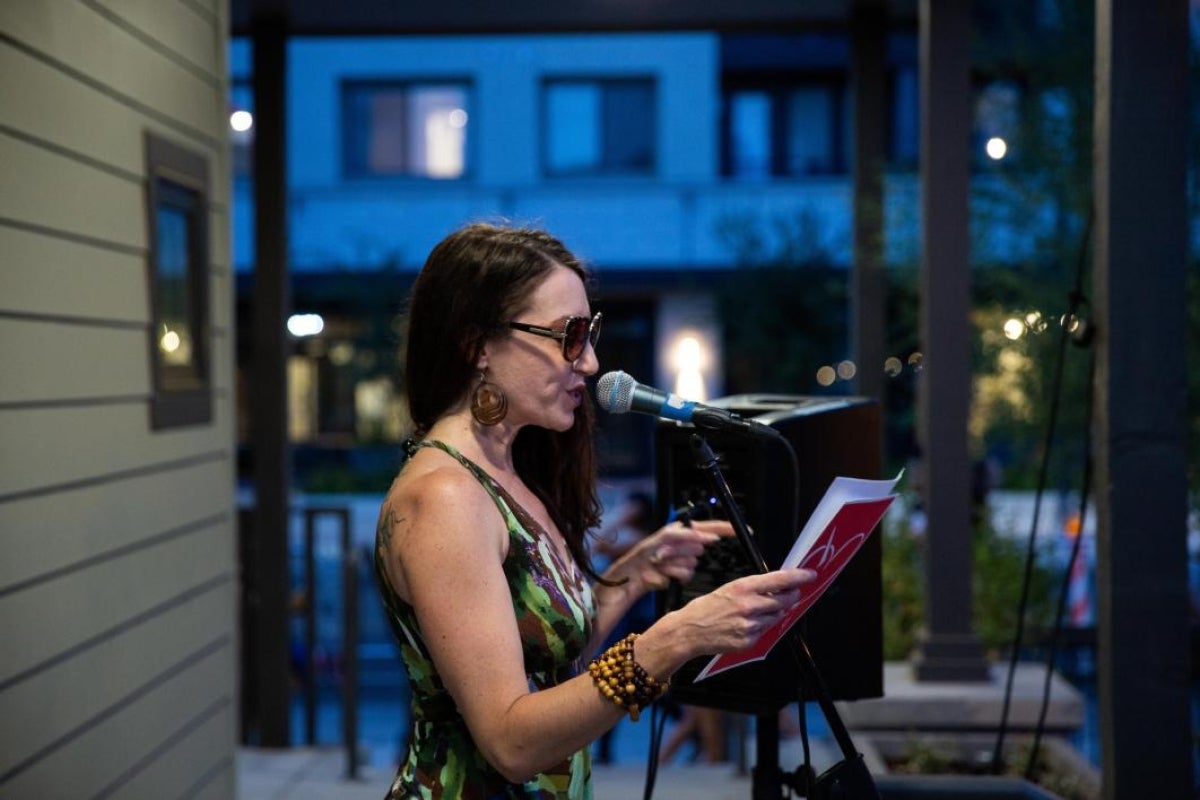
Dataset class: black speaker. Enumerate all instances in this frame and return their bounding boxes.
[654,395,884,715]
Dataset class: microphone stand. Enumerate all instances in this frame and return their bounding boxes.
[688,434,879,800]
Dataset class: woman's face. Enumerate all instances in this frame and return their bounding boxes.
[483,265,599,432]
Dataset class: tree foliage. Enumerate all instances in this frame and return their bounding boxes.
[712,209,850,397]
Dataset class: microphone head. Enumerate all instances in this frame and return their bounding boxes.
[595,370,635,414]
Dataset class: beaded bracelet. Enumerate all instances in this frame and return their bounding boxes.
[587,632,668,722]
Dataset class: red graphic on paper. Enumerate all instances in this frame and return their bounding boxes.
[695,495,895,681]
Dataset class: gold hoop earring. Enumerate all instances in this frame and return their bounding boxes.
[471,371,508,426]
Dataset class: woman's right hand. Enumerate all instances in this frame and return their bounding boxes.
[660,568,816,657]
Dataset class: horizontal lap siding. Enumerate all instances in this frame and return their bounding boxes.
[0,316,231,404]
[107,703,237,800]
[0,2,225,147]
[0,224,233,334]
[0,225,148,323]
[0,133,146,252]
[0,317,152,401]
[1,638,235,799]
[0,573,233,765]
[0,1,236,798]
[0,403,232,500]
[0,459,232,590]
[88,0,223,85]
[183,756,238,800]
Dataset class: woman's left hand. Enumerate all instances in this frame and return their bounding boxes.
[618,519,734,592]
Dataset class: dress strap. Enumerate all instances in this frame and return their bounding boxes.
[409,439,512,517]
[409,439,577,580]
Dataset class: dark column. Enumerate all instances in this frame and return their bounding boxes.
[1093,1,1190,795]
[850,0,888,407]
[912,0,989,682]
[251,12,291,747]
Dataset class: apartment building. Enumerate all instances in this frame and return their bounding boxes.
[227,30,935,480]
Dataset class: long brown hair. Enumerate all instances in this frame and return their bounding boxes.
[403,222,603,575]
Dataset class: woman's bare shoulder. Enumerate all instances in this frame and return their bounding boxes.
[384,456,501,548]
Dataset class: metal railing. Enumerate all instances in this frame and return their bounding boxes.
[300,505,360,780]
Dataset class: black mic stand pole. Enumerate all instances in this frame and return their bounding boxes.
[688,434,879,800]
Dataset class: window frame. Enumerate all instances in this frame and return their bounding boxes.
[144,132,213,429]
[340,78,474,180]
[721,71,849,179]
[540,75,659,178]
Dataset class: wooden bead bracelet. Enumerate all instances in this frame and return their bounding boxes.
[587,632,668,722]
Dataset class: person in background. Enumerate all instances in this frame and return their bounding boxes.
[374,222,814,799]
[657,704,730,766]
[590,491,659,638]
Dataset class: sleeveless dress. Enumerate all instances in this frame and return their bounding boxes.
[374,439,596,799]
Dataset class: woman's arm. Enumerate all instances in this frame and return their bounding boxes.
[384,467,628,780]
[587,519,733,652]
[383,470,811,782]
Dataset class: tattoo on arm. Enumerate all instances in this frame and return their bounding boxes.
[377,507,406,552]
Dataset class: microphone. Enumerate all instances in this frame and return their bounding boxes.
[594,371,781,439]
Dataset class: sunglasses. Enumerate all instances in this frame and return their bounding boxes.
[508,312,602,362]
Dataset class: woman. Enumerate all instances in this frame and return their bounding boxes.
[374,222,813,799]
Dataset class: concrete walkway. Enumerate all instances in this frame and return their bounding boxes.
[237,729,840,800]
[237,750,763,800]
[236,662,1094,798]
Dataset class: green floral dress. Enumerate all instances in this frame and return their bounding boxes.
[375,440,596,799]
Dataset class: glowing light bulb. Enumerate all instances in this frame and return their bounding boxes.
[287,313,325,337]
[230,110,254,132]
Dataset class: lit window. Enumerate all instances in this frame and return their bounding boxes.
[543,78,656,176]
[144,133,212,429]
[724,82,846,178]
[729,92,772,178]
[343,81,471,179]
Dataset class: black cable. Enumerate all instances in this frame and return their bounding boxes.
[641,694,670,800]
[642,508,695,800]
[991,209,1093,773]
[778,431,802,538]
[1025,350,1095,781]
[988,295,1072,772]
[797,700,812,796]
[776,433,814,789]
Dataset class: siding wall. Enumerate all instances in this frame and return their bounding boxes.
[0,2,238,798]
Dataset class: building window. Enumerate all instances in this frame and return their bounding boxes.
[342,81,471,179]
[144,133,212,429]
[724,80,847,178]
[543,78,656,176]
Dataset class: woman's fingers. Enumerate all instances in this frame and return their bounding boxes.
[720,569,815,614]
[660,525,722,548]
[644,522,724,564]
[750,568,816,593]
[686,519,736,538]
